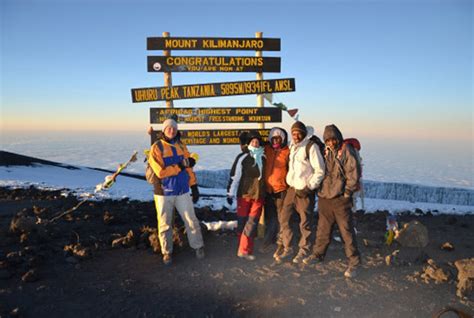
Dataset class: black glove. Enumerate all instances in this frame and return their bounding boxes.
[177,162,186,171]
[191,185,200,203]
[226,196,233,205]
[295,187,312,198]
[180,157,196,168]
[188,157,196,168]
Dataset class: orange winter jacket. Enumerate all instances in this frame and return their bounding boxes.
[264,144,290,194]
[148,133,197,196]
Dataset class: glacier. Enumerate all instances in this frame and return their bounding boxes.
[195,169,474,206]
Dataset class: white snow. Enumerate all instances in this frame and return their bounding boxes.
[0,164,153,201]
[0,164,473,215]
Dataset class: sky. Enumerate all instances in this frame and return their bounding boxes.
[1,0,472,142]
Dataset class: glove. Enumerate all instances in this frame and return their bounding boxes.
[226,196,233,206]
[188,157,196,168]
[180,157,196,169]
[177,162,186,171]
[191,185,200,203]
[295,187,312,198]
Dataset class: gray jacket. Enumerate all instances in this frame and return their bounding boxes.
[318,125,361,199]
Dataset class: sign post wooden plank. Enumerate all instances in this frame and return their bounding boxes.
[131,78,295,103]
[149,107,282,124]
[256,32,265,130]
[147,56,280,73]
[151,129,271,145]
[147,37,281,51]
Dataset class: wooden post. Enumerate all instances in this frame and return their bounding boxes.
[163,32,173,108]
[256,31,264,129]
[256,32,266,239]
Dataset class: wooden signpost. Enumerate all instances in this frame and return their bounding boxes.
[132,33,296,145]
[131,78,295,103]
[150,107,282,124]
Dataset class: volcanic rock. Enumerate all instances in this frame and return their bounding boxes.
[454,258,474,299]
[396,220,429,248]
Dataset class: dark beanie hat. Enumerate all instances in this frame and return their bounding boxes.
[247,130,262,143]
[239,131,249,145]
[291,121,307,134]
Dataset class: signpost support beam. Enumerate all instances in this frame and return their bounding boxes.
[163,32,173,108]
[256,32,264,129]
[256,31,266,238]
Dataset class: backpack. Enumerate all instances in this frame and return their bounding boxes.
[304,135,325,161]
[145,141,163,184]
[334,138,363,189]
[336,138,364,210]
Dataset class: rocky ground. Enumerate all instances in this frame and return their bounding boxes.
[0,186,473,318]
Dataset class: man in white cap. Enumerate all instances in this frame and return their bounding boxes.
[148,117,204,265]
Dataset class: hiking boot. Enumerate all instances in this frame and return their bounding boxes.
[237,252,256,261]
[292,250,307,264]
[275,247,293,263]
[195,247,205,259]
[163,254,172,266]
[302,253,324,266]
[273,244,285,259]
[344,266,358,278]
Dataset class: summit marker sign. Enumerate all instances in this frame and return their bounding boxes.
[131,78,295,102]
[147,37,281,51]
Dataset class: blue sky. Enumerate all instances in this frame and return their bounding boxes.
[1,0,472,141]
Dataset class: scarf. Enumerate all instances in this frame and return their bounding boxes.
[247,145,265,180]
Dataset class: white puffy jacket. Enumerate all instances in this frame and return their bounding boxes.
[286,127,325,191]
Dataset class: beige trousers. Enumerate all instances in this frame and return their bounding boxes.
[154,193,204,255]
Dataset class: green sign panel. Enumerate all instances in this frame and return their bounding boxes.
[150,107,282,124]
[131,78,295,102]
[151,129,271,145]
[147,37,280,51]
[148,56,280,73]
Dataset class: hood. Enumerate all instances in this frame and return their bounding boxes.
[269,127,289,147]
[323,124,343,144]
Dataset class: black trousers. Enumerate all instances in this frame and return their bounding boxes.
[313,196,360,267]
[263,190,286,246]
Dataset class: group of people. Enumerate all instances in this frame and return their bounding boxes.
[148,117,361,278]
[226,121,361,278]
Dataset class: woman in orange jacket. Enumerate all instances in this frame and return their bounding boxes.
[262,127,290,254]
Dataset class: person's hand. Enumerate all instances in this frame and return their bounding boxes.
[181,158,196,168]
[295,187,312,198]
[226,196,233,205]
[188,157,196,168]
[191,185,200,203]
[177,161,186,171]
